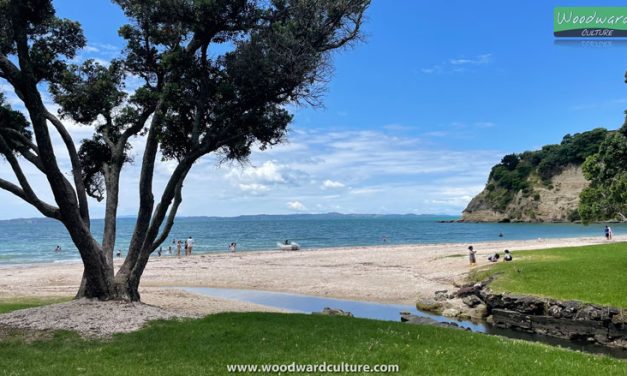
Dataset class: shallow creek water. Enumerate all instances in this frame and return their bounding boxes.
[181,287,627,360]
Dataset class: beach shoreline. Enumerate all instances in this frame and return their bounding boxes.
[0,235,625,315]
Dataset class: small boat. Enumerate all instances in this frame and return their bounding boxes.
[277,242,300,251]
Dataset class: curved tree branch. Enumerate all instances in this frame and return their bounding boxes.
[44,110,90,225]
[0,177,61,219]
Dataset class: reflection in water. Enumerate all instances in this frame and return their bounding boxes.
[182,287,627,360]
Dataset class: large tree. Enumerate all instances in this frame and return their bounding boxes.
[0,0,369,301]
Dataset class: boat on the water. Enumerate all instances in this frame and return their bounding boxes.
[277,242,300,251]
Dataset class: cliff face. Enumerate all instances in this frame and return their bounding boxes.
[462,165,589,222]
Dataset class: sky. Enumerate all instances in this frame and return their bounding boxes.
[2,0,627,219]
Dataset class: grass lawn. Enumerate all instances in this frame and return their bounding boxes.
[471,242,627,307]
[0,297,71,314]
[0,301,626,375]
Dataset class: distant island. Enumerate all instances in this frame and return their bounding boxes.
[462,128,609,223]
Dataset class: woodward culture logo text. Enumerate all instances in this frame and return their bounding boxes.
[226,362,400,373]
[554,7,627,37]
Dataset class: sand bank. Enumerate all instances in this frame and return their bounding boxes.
[1,235,624,314]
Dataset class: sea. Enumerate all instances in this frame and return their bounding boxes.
[0,214,624,265]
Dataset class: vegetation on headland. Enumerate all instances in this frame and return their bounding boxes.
[579,124,627,223]
[483,128,609,213]
[0,308,625,375]
[471,242,627,308]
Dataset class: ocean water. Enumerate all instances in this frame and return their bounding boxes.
[0,215,624,265]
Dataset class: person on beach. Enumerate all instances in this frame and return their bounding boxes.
[176,240,182,257]
[184,238,189,255]
[487,253,500,262]
[54,245,61,253]
[504,249,512,262]
[608,226,613,240]
[468,246,477,266]
[116,249,121,258]
[605,225,610,240]
[186,236,194,255]
[229,242,237,253]
[158,247,162,257]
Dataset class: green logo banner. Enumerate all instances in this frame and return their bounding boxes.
[554,7,627,37]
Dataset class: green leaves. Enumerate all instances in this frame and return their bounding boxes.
[578,119,627,222]
[50,60,126,124]
[0,93,32,156]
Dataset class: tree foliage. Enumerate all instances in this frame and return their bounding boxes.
[579,123,627,223]
[0,0,369,300]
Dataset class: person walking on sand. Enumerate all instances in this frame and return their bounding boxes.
[186,236,194,255]
[468,245,477,266]
[176,240,182,257]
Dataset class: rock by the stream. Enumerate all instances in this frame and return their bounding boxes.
[442,308,461,318]
[434,290,449,301]
[416,298,444,313]
[462,295,482,308]
[400,313,468,331]
[314,307,353,317]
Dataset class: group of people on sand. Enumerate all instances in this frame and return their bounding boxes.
[156,236,196,257]
[467,245,512,266]
[169,237,194,257]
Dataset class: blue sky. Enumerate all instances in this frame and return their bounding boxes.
[2,0,627,219]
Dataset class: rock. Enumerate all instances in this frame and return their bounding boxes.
[484,294,545,315]
[434,290,449,301]
[560,301,582,319]
[547,305,563,318]
[462,295,482,308]
[442,308,460,318]
[468,304,488,319]
[316,307,353,317]
[455,285,480,298]
[611,312,626,325]
[401,313,465,330]
[416,298,443,313]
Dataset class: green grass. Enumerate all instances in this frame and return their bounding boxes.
[0,297,71,314]
[472,242,627,307]
[0,310,625,375]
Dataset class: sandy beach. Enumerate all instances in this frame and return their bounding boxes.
[1,235,624,317]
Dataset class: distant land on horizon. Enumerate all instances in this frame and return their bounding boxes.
[0,213,460,223]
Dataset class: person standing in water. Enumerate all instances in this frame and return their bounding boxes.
[54,245,61,253]
[186,236,194,255]
[176,240,182,257]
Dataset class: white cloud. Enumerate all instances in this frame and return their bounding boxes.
[420,53,493,75]
[321,179,345,189]
[287,201,307,211]
[238,183,270,195]
[449,53,492,65]
[227,160,286,184]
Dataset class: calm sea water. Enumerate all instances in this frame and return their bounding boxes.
[0,215,624,265]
